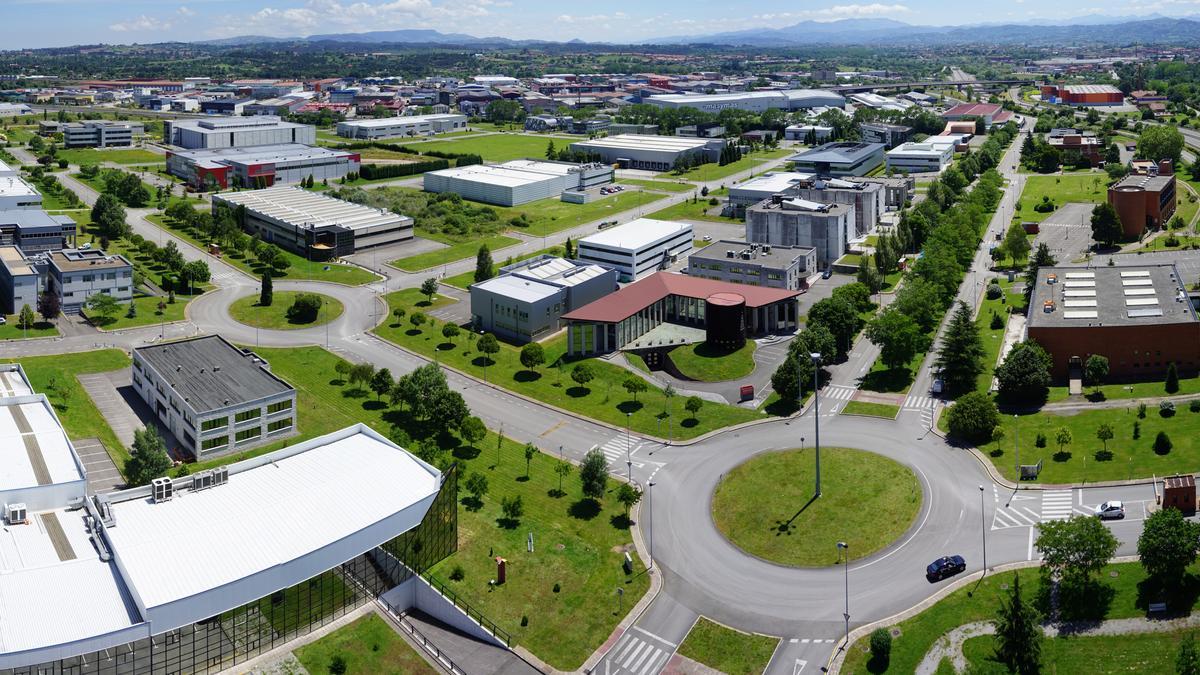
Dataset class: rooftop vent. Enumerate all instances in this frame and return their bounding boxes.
[5,503,27,525]
[152,476,173,503]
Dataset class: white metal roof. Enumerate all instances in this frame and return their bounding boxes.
[339,113,466,129]
[0,398,84,492]
[0,365,32,398]
[105,427,440,611]
[427,161,572,188]
[571,134,710,153]
[0,175,39,200]
[213,186,407,232]
[731,172,814,195]
[513,256,608,287]
[474,274,563,302]
[580,218,691,251]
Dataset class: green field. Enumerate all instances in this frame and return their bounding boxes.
[228,291,344,330]
[711,448,921,566]
[975,277,1025,393]
[646,188,738,223]
[841,401,900,418]
[961,629,1186,674]
[443,244,566,289]
[1048,375,1200,403]
[389,235,521,272]
[1015,174,1108,223]
[295,613,437,675]
[665,148,792,182]
[677,618,780,675]
[619,179,696,193]
[84,293,190,331]
[668,341,757,382]
[55,147,162,166]
[409,133,560,162]
[373,288,764,438]
[0,316,58,339]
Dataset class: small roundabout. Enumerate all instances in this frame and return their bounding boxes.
[711,446,923,567]
[228,290,345,331]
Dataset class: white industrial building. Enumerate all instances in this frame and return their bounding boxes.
[0,169,42,210]
[470,255,618,343]
[212,186,413,260]
[0,246,39,314]
[163,116,316,149]
[336,113,468,139]
[0,103,33,117]
[784,124,833,142]
[578,218,693,282]
[728,172,815,211]
[569,134,723,172]
[886,139,956,173]
[645,89,845,113]
[423,159,613,206]
[848,93,911,111]
[790,142,886,177]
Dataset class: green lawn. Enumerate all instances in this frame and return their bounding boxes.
[145,214,380,285]
[859,348,924,395]
[975,278,1024,393]
[0,317,58,339]
[295,613,437,675]
[83,293,190,331]
[228,291,344,330]
[646,189,738,223]
[961,630,1186,674]
[677,618,780,675]
[56,147,162,166]
[443,245,566,289]
[668,341,757,382]
[1048,376,1200,403]
[619,179,695,193]
[74,172,203,208]
[2,350,132,468]
[373,289,764,438]
[665,148,792,183]
[352,146,426,161]
[390,235,521,273]
[711,448,921,566]
[841,401,900,418]
[1015,174,1108,223]
[496,190,667,238]
[408,134,559,162]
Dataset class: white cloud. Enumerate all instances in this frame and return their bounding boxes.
[209,0,499,37]
[177,6,196,17]
[556,12,627,24]
[109,15,173,32]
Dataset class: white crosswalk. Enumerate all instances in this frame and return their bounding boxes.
[605,631,674,675]
[991,487,1094,530]
[1040,490,1075,521]
[597,435,645,472]
[821,385,856,401]
[903,394,937,411]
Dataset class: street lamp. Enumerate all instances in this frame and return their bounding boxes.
[979,485,988,576]
[625,411,632,482]
[648,481,656,571]
[812,352,822,497]
[837,541,849,650]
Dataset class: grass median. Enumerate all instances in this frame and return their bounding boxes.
[841,401,900,419]
[668,341,756,382]
[678,618,780,675]
[228,291,344,331]
[295,613,437,675]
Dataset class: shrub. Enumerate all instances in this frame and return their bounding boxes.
[520,615,529,627]
[1154,431,1173,455]
[946,391,1000,444]
[986,283,1003,300]
[708,197,719,206]
[1134,420,1141,440]
[1138,402,1148,418]
[869,628,893,664]
[990,311,1005,330]
[329,655,347,675]
[284,292,322,323]
[1160,400,1176,417]
[1035,432,1046,448]
[1190,399,1200,413]
[449,565,465,581]
[552,582,561,593]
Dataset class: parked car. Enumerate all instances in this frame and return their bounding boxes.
[703,235,713,242]
[822,269,833,279]
[0,316,6,325]
[1096,501,1125,520]
[926,555,966,581]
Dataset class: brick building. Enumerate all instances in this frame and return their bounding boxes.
[1108,164,1176,238]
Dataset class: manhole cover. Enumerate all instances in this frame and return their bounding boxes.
[891,628,902,638]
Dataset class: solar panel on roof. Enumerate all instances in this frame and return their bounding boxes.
[1063,310,1099,319]
[1122,279,1153,286]
[1064,290,1096,297]
[1128,308,1164,318]
[1064,272,1095,279]
[1063,300,1097,307]
[1064,280,1096,288]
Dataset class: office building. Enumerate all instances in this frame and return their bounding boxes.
[569,134,724,172]
[859,123,912,149]
[199,97,255,116]
[1047,128,1102,166]
[1040,84,1124,106]
[784,124,832,143]
[0,209,77,254]
[243,97,307,117]
[212,186,413,260]
[1027,265,1199,379]
[789,142,886,177]
[886,140,955,173]
[166,144,361,190]
[0,103,33,117]
[727,172,815,214]
[133,335,297,458]
[0,246,39,314]
[787,177,883,238]
[0,170,42,210]
[746,196,854,269]
[335,113,468,139]
[578,218,693,282]
[164,116,316,150]
[562,272,801,355]
[47,248,133,312]
[423,159,614,207]
[607,123,659,135]
[645,89,845,113]
[61,120,144,149]
[941,102,1014,128]
[676,123,726,138]
[1109,170,1176,238]
[688,240,816,291]
[470,255,617,343]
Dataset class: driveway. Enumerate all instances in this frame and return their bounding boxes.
[1034,202,1094,263]
[77,370,184,459]
[72,437,124,493]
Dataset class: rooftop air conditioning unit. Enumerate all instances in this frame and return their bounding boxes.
[763,245,772,254]
[5,503,27,525]
[152,476,174,503]
[726,250,735,258]
[212,466,229,486]
[192,470,214,492]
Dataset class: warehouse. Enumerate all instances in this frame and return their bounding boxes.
[166,144,361,190]
[886,140,955,173]
[789,142,886,177]
[578,218,693,282]
[1040,84,1124,106]
[1109,170,1176,238]
[0,103,33,117]
[569,134,723,172]
[163,115,316,149]
[727,172,815,213]
[0,209,77,254]
[746,195,854,269]
[644,89,845,113]
[0,170,42,210]
[212,186,413,260]
[336,113,468,139]
[1027,265,1199,379]
[470,255,617,343]
[423,159,614,206]
[687,240,816,291]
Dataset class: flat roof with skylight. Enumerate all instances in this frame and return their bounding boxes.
[1028,264,1197,328]
[212,186,405,234]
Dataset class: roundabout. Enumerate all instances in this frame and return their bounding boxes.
[711,447,922,567]
[228,290,345,330]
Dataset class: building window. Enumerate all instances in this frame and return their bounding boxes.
[267,418,292,434]
[267,399,293,414]
[235,408,262,423]
[201,417,227,432]
[201,435,228,451]
[236,427,262,442]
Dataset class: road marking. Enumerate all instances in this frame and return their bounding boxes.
[1028,525,1035,561]
[631,625,677,647]
[1041,490,1074,521]
[539,421,565,438]
[794,659,808,675]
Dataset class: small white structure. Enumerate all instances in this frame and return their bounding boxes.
[336,113,468,140]
[578,218,693,282]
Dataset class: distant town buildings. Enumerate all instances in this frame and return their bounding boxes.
[335,113,468,139]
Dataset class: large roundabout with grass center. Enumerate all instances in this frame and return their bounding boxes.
[228,290,345,331]
[711,447,922,567]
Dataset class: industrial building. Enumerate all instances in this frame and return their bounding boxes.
[746,195,854,269]
[47,248,133,312]
[212,186,413,260]
[0,102,33,117]
[886,140,955,173]
[335,113,469,139]
[687,240,816,291]
[789,142,886,177]
[423,159,614,206]
[644,89,845,113]
[727,172,815,213]
[163,116,316,150]
[1027,265,1199,379]
[0,170,42,210]
[578,218,693,282]
[1109,169,1176,238]
[133,335,297,458]
[785,124,833,143]
[470,255,617,343]
[562,272,801,356]
[860,123,912,149]
[848,93,910,111]
[61,120,144,149]
[727,172,887,235]
[568,134,724,172]
[166,144,361,190]
[0,209,77,254]
[0,246,39,314]
[1040,84,1124,106]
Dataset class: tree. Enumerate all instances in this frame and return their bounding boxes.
[285,293,322,323]
[181,259,210,295]
[463,472,489,508]
[460,416,487,450]
[1023,243,1057,304]
[1138,507,1200,585]
[1054,426,1073,454]
[1166,362,1180,394]
[622,376,648,402]
[441,322,460,346]
[685,395,703,420]
[409,312,426,330]
[1155,431,1173,455]
[807,296,860,357]
[616,483,641,515]
[1097,423,1114,453]
[1084,354,1109,391]
[865,308,924,371]
[545,139,556,159]
[996,340,1052,402]
[571,362,595,389]
[519,342,545,372]
[474,244,494,283]
[333,359,350,384]
[369,367,392,400]
[992,574,1042,675]
[1090,202,1124,247]
[935,302,986,396]
[1003,221,1030,266]
[90,193,129,239]
[124,426,172,487]
[1035,516,1118,585]
[259,271,273,306]
[476,333,499,373]
[36,291,60,322]
[17,304,35,330]
[554,461,572,497]
[392,307,406,325]
[856,257,882,294]
[347,362,375,392]
[579,448,608,500]
[946,391,1000,444]
[1138,124,1185,165]
[500,495,524,523]
[1178,633,1200,675]
[523,442,537,478]
[85,293,120,322]
[420,277,439,303]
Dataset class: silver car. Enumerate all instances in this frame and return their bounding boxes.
[1096,501,1125,520]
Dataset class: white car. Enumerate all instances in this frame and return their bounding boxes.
[1096,501,1125,520]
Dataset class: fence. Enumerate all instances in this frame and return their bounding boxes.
[379,597,468,675]
[421,573,514,647]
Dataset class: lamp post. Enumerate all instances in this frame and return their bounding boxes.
[812,352,822,497]
[837,541,849,650]
[647,481,656,570]
[625,411,632,482]
[979,485,988,576]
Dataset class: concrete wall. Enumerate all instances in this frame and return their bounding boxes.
[381,576,507,648]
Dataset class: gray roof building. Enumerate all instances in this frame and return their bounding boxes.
[789,142,886,177]
[134,336,295,414]
[688,240,816,291]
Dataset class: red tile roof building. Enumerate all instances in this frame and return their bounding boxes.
[941,102,1013,127]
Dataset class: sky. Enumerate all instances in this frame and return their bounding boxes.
[4,0,1200,49]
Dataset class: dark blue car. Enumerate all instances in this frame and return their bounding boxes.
[926,555,966,581]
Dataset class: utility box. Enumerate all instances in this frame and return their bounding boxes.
[495,556,507,584]
[1163,475,1196,514]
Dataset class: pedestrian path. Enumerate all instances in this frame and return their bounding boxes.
[902,394,937,411]
[816,385,856,417]
[990,486,1093,530]
[597,434,646,473]
[603,627,676,675]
